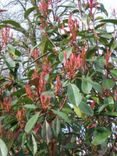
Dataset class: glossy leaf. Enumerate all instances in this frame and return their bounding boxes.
[52,118,61,137]
[0,139,8,156]
[102,79,115,89]
[73,105,83,118]
[32,134,37,155]
[52,110,71,124]
[67,83,82,106]
[92,128,111,145]
[24,104,37,109]
[41,120,52,144]
[79,101,94,116]
[110,69,117,79]
[92,82,102,93]
[82,76,92,94]
[25,113,39,133]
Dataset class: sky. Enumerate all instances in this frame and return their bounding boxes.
[0,0,117,14]
[100,0,117,14]
[0,0,117,22]
[1,0,117,9]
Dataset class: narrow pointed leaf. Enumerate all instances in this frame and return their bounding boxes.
[24,7,36,18]
[25,113,39,133]
[32,134,37,155]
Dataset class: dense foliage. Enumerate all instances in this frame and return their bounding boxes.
[0,0,117,155]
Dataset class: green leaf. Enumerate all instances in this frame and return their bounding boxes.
[1,20,26,35]
[100,19,117,25]
[104,96,114,105]
[110,69,117,79]
[100,33,112,39]
[104,112,117,117]
[79,101,94,116]
[24,7,36,18]
[86,47,98,59]
[8,44,21,57]
[15,49,21,56]
[21,133,26,148]
[52,118,60,137]
[2,55,14,73]
[25,113,39,133]
[102,79,115,89]
[73,105,82,118]
[52,110,71,124]
[2,20,22,28]
[45,121,52,144]
[24,104,37,109]
[98,103,114,113]
[92,82,102,93]
[0,24,7,29]
[82,76,92,94]
[13,88,25,97]
[39,36,48,54]
[0,139,8,156]
[41,91,55,97]
[110,40,117,50]
[94,57,105,72]
[56,118,60,137]
[95,22,106,29]
[92,128,111,145]
[41,120,52,144]
[59,52,64,62]
[99,36,109,45]
[59,47,72,62]
[67,83,82,106]
[8,44,15,53]
[99,4,108,16]
[32,134,37,155]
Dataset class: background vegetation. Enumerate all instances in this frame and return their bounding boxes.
[0,0,117,155]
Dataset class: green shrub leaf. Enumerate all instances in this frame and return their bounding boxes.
[0,139,8,156]
[25,113,39,133]
[92,128,111,145]
[67,83,82,106]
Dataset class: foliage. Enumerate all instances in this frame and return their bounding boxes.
[0,0,117,155]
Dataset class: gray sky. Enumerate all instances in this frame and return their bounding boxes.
[1,0,117,12]
[99,0,117,15]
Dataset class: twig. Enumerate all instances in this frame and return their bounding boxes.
[22,51,50,75]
